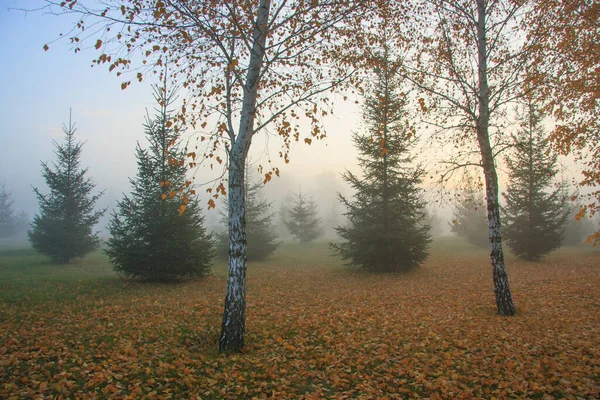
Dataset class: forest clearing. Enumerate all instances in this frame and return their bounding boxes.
[1,238,598,399]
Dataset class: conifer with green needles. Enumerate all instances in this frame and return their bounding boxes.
[502,101,570,261]
[283,188,324,243]
[106,84,214,280]
[331,50,430,272]
[28,113,105,264]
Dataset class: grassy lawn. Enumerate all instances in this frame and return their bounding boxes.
[0,238,598,399]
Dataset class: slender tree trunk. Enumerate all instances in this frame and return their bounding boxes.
[219,158,248,352]
[219,0,271,353]
[382,68,390,272]
[476,0,515,316]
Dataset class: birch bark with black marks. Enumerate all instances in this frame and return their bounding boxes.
[476,0,515,316]
[218,0,271,353]
[38,0,363,353]
[400,0,523,315]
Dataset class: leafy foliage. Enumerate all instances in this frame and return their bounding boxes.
[0,241,599,399]
[527,0,600,244]
[28,113,105,264]
[283,189,324,243]
[0,184,18,239]
[332,51,431,272]
[450,184,489,249]
[106,84,214,281]
[502,102,570,261]
[216,180,280,261]
[42,0,368,352]
[563,204,597,246]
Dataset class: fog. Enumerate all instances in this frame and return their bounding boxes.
[1,2,590,244]
[0,2,449,240]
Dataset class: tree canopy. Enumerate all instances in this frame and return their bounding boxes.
[527,0,600,245]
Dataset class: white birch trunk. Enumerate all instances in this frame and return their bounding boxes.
[476,0,515,316]
[219,0,271,353]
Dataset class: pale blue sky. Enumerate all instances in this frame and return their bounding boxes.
[1,1,158,216]
[0,1,363,227]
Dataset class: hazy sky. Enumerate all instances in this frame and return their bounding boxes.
[0,1,365,227]
[2,1,589,237]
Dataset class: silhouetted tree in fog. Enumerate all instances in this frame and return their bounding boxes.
[0,184,18,239]
[331,47,430,272]
[28,112,105,263]
[283,188,324,243]
[424,208,445,237]
[502,101,569,261]
[217,178,279,261]
[451,182,489,248]
[106,84,214,280]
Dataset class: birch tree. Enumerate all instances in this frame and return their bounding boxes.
[41,0,363,352]
[400,0,531,315]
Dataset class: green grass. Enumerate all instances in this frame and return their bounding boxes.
[1,237,596,305]
[0,245,117,305]
[0,237,598,399]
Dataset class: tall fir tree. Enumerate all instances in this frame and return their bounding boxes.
[106,83,214,281]
[283,188,324,243]
[450,181,489,248]
[0,184,17,239]
[216,175,280,261]
[502,101,570,261]
[331,49,431,272]
[28,113,105,263]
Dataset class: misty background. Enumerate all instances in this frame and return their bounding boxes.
[1,1,593,243]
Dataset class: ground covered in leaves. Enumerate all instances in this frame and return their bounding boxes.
[0,239,599,399]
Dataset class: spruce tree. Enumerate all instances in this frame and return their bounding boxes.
[106,84,214,281]
[331,51,431,272]
[216,178,280,261]
[450,183,489,248]
[283,188,324,243]
[28,113,105,263]
[0,184,17,239]
[502,101,569,261]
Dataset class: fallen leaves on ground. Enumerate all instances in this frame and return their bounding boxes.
[0,245,599,399]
